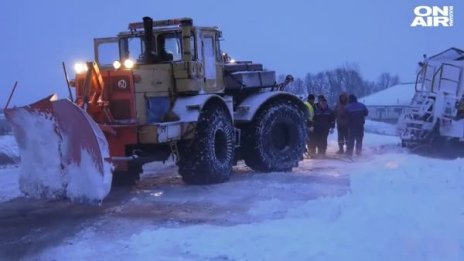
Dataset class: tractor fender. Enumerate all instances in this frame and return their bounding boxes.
[152,95,232,144]
[234,91,307,123]
[172,94,233,122]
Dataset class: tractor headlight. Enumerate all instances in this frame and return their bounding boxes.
[123,59,135,69]
[74,63,88,74]
[113,60,121,70]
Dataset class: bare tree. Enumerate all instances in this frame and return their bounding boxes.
[376,73,400,91]
[280,64,400,103]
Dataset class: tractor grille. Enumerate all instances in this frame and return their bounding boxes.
[75,76,132,94]
[104,74,135,122]
[75,71,136,122]
[107,76,131,93]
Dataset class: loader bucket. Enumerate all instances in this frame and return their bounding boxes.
[4,94,113,203]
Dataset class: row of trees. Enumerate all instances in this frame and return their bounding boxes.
[280,63,400,105]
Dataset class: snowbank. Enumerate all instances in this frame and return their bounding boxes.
[0,167,20,202]
[364,119,398,136]
[7,108,112,203]
[361,83,415,106]
[0,135,19,165]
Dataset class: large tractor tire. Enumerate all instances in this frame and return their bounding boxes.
[177,102,235,185]
[241,99,306,172]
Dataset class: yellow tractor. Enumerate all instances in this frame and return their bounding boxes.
[5,17,307,202]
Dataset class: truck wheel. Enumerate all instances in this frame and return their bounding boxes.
[241,100,306,172]
[177,103,235,184]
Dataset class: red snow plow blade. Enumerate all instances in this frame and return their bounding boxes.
[4,94,112,202]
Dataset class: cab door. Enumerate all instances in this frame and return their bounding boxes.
[199,30,222,92]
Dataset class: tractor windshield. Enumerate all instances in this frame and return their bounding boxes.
[96,40,119,66]
[120,36,144,62]
[95,36,151,66]
[95,37,137,67]
[95,31,193,66]
[159,31,197,61]
[158,32,182,62]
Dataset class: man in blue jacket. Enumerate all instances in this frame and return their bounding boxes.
[345,94,368,156]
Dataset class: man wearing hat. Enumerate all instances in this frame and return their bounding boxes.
[345,94,368,156]
[311,95,335,156]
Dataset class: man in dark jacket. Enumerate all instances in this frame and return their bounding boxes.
[334,93,349,154]
[345,94,368,156]
[311,96,335,156]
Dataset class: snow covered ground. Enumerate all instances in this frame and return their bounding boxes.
[0,135,19,165]
[1,120,463,260]
[0,135,20,202]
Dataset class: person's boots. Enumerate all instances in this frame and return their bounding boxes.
[336,144,344,154]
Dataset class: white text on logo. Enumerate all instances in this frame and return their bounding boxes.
[411,6,454,27]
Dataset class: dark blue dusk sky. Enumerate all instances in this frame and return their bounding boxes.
[0,0,462,105]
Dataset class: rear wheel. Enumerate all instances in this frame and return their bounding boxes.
[177,102,235,184]
[241,99,306,172]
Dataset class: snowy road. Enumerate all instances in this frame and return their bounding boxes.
[1,122,463,260]
[0,158,349,260]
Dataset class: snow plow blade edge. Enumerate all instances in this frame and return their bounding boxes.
[4,94,112,202]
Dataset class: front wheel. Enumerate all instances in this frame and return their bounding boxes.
[241,99,307,172]
[177,102,235,184]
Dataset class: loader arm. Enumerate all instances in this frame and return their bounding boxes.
[81,61,106,106]
[75,62,115,124]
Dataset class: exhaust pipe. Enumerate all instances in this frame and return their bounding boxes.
[143,16,155,64]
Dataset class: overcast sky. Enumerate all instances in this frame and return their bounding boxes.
[0,0,462,105]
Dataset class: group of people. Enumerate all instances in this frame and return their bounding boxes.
[304,93,368,158]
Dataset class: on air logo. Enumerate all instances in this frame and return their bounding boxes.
[411,6,454,27]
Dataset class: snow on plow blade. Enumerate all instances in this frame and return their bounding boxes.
[4,94,112,203]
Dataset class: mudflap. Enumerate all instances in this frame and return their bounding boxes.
[4,94,113,203]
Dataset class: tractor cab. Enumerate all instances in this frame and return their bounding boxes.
[88,17,224,79]
[72,17,226,126]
